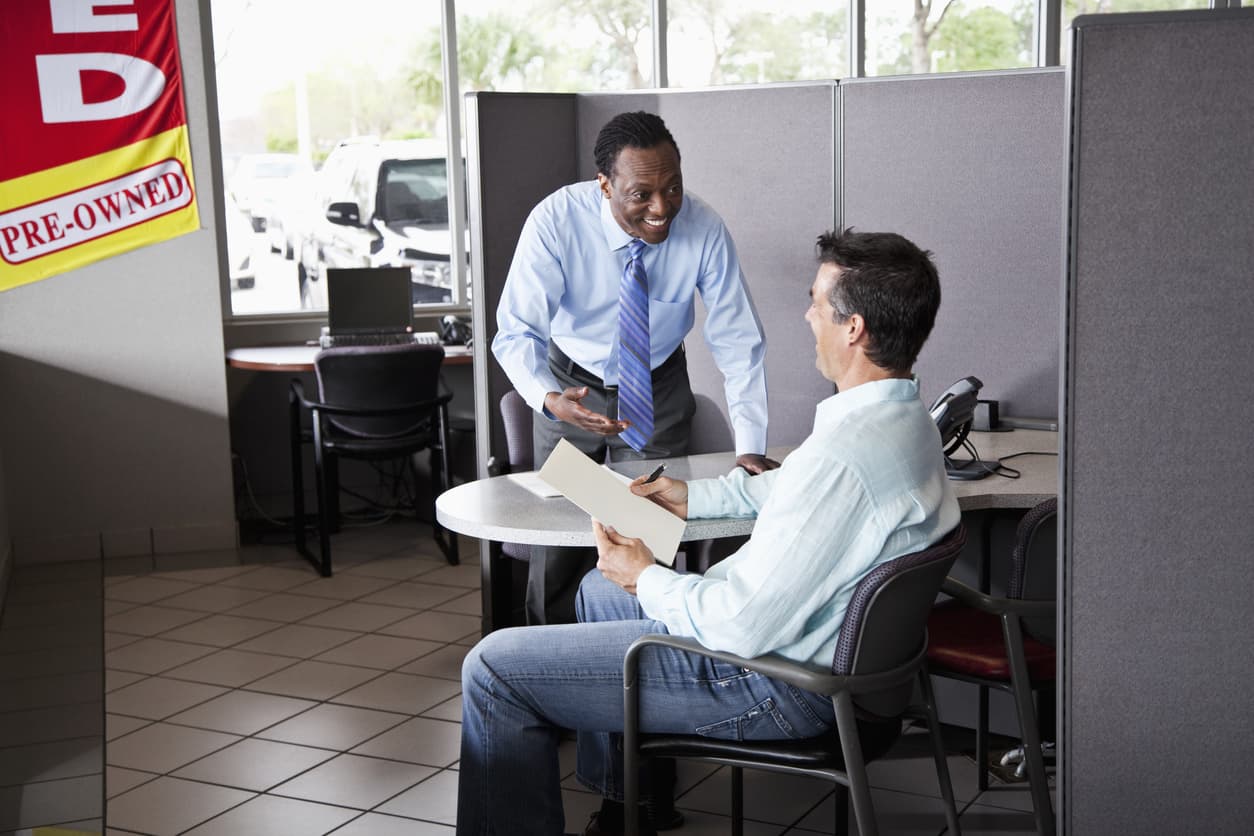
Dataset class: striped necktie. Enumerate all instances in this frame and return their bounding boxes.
[617,238,652,452]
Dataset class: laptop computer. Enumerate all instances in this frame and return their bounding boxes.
[320,267,439,347]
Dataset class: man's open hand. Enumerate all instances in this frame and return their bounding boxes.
[544,387,629,436]
[736,453,781,474]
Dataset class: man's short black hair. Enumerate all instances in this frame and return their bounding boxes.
[816,228,941,374]
[594,111,680,179]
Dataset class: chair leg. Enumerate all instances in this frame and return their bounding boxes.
[312,420,332,577]
[976,683,990,792]
[1002,616,1055,836]
[834,691,879,836]
[919,669,963,836]
[432,406,459,565]
[290,393,306,556]
[834,785,850,836]
[731,766,743,836]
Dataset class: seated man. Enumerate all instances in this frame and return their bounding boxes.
[456,228,961,836]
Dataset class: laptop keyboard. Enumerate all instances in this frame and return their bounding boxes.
[319,331,442,349]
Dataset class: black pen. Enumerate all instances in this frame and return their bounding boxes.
[643,463,666,484]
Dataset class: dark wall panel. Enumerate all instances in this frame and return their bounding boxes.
[466,93,578,476]
[1064,11,1254,833]
[841,70,1065,420]
[580,85,838,449]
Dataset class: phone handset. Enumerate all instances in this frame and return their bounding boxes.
[930,376,983,455]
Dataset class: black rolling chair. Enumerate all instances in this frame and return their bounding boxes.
[289,342,459,576]
[623,525,968,836]
[926,498,1057,835]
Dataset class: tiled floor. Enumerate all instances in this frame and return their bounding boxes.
[0,520,1054,835]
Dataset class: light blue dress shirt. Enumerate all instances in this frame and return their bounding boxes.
[492,180,769,455]
[636,377,961,670]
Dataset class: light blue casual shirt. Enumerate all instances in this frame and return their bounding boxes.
[492,180,769,455]
[635,377,961,670]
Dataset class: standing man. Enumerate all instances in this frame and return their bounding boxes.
[459,228,960,836]
[493,111,776,626]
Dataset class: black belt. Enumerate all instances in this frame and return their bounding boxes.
[549,343,684,391]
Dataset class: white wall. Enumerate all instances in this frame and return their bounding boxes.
[0,0,235,563]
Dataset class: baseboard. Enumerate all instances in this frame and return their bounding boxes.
[151,521,238,554]
[12,520,240,563]
[13,532,102,564]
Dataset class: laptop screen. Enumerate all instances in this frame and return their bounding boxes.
[326,267,414,334]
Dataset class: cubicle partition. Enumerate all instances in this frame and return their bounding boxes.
[841,70,1065,419]
[466,71,1066,629]
[468,73,1064,473]
[1063,10,1254,833]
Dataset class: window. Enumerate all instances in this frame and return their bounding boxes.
[666,0,850,87]
[216,0,1229,318]
[211,0,461,317]
[867,0,1036,77]
[452,0,654,92]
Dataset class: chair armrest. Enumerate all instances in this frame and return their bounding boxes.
[940,577,1056,617]
[624,634,923,699]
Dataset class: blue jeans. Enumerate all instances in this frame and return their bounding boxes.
[456,569,836,835]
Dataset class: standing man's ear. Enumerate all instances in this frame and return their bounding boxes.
[597,173,611,199]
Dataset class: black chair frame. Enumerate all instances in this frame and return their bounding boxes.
[930,580,1054,834]
[289,378,459,576]
[623,526,967,836]
[929,500,1057,836]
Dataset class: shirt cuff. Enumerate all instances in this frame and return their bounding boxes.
[733,424,767,459]
[686,478,720,519]
[635,563,675,614]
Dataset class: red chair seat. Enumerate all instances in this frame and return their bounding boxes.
[927,600,1055,682]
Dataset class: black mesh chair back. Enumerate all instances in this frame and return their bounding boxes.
[837,529,969,719]
[289,342,458,576]
[623,524,967,836]
[315,344,445,440]
[1008,496,1057,645]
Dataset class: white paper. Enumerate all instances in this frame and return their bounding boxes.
[506,471,563,498]
[537,438,685,567]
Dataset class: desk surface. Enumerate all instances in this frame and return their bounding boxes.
[436,429,1057,548]
[226,343,473,372]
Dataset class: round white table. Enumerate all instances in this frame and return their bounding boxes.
[437,430,1058,633]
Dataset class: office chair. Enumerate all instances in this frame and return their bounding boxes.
[289,342,460,576]
[926,498,1057,835]
[495,389,534,563]
[623,524,968,836]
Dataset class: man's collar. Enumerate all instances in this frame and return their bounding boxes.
[817,376,921,423]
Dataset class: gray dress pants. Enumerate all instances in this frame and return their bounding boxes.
[526,344,696,624]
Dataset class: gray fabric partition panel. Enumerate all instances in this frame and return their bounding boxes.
[1064,10,1254,833]
[466,93,578,479]
[579,85,839,449]
[840,70,1065,421]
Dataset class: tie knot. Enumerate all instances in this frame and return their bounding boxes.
[628,238,646,260]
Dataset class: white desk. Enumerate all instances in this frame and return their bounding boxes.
[437,429,1058,633]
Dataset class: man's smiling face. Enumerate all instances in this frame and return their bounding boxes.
[598,142,684,245]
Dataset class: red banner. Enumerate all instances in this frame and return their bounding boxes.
[0,0,199,291]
